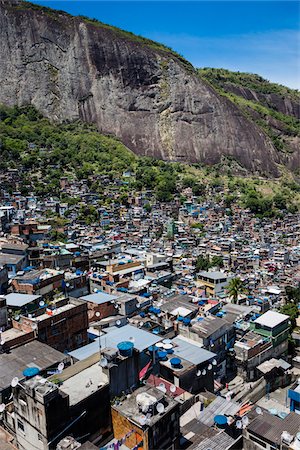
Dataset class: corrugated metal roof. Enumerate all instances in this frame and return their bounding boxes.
[69,324,161,361]
[199,397,240,427]
[172,336,216,365]
[194,431,236,450]
[248,411,300,445]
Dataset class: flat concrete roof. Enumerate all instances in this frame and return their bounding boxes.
[254,311,289,328]
[5,293,41,307]
[80,292,118,305]
[60,363,108,406]
[69,324,161,361]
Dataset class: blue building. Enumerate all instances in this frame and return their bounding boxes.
[288,380,300,414]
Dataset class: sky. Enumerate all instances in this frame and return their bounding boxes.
[30,1,300,89]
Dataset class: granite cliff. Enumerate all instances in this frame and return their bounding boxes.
[0,0,299,176]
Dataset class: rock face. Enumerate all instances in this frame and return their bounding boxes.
[0,0,284,175]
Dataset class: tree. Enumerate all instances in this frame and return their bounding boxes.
[280,302,298,329]
[211,256,224,268]
[195,256,210,272]
[285,286,300,304]
[227,278,246,304]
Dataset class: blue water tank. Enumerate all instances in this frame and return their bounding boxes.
[117,341,134,357]
[170,357,181,368]
[214,415,228,428]
[157,351,168,360]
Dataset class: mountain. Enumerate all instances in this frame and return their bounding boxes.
[0,0,299,176]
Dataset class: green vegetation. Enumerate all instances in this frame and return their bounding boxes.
[198,68,299,99]
[198,68,300,154]
[226,278,246,304]
[195,255,223,272]
[0,104,299,212]
[0,104,181,202]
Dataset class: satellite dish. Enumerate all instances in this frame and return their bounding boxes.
[156,403,165,413]
[139,415,147,426]
[256,407,262,415]
[94,288,98,293]
[158,383,166,393]
[202,369,206,376]
[116,320,121,326]
[136,303,141,308]
[100,357,108,368]
[242,416,249,426]
[66,283,70,288]
[212,359,217,366]
[139,321,144,327]
[0,403,5,413]
[58,362,64,372]
[56,267,60,271]
[39,378,47,385]
[114,304,119,309]
[15,315,20,321]
[32,323,38,331]
[95,312,101,317]
[196,370,201,377]
[0,340,5,346]
[11,377,19,388]
[208,364,212,370]
[39,300,45,307]
[236,420,242,429]
[170,384,176,393]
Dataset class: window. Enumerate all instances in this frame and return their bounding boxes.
[17,419,25,433]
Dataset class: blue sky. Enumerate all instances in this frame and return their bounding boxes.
[30,1,300,89]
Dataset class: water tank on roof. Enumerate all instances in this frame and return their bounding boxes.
[170,357,181,368]
[117,341,134,357]
[214,415,228,428]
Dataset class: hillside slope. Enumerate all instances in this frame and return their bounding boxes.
[0,0,298,176]
[199,69,300,174]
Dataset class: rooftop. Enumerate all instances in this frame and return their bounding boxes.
[80,292,118,305]
[254,310,289,328]
[247,411,300,445]
[198,271,230,280]
[0,340,67,390]
[112,385,177,428]
[5,293,41,307]
[69,324,161,361]
[59,363,108,406]
[172,336,216,366]
[0,254,25,265]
